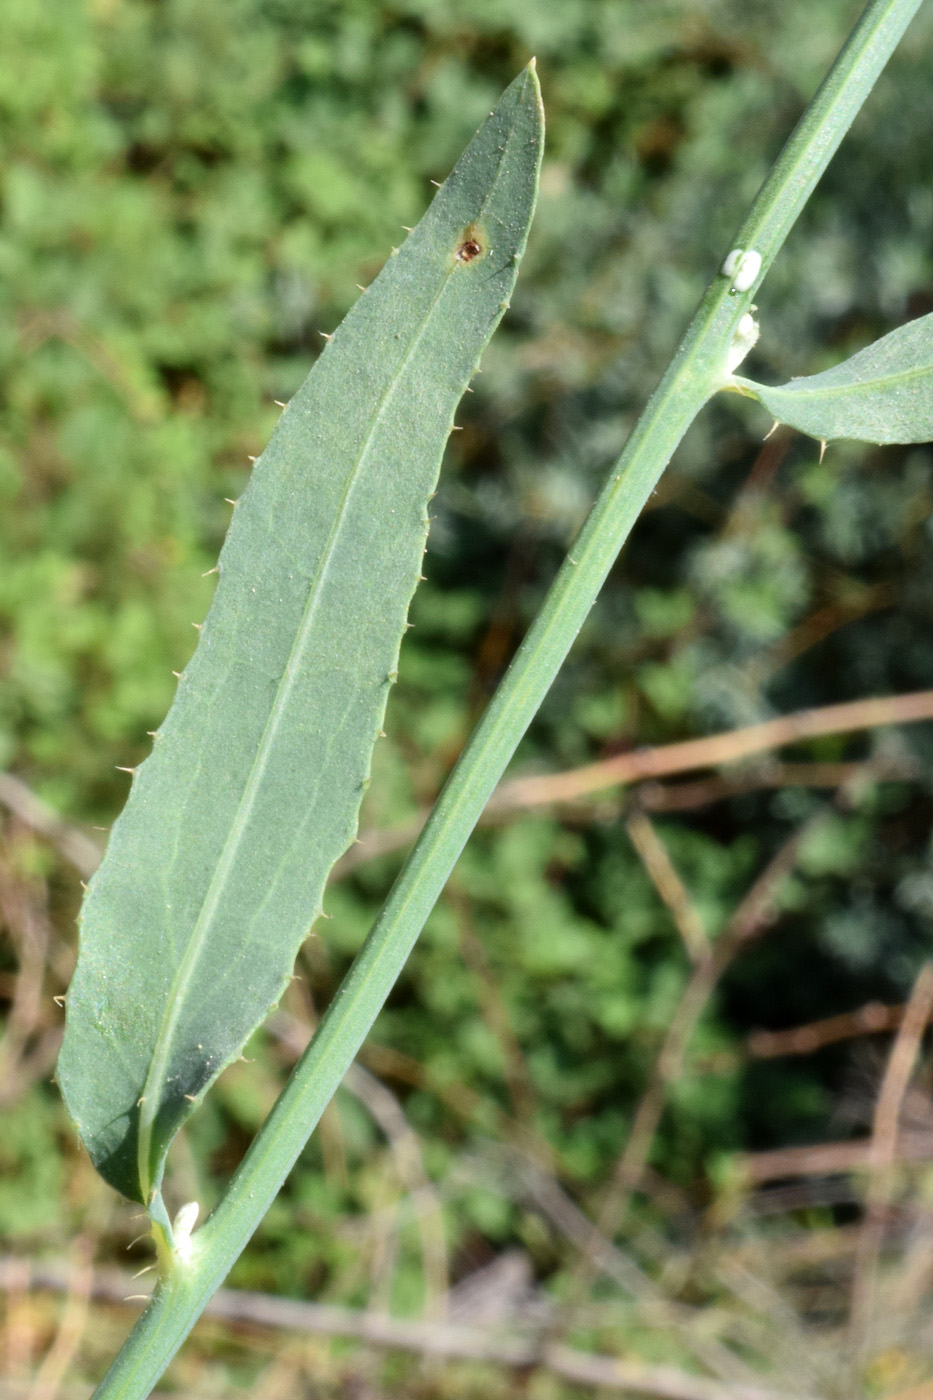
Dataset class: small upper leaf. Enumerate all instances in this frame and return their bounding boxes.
[57,66,544,1205]
[733,311,933,445]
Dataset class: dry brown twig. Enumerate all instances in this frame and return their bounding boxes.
[453,1146,765,1388]
[24,1239,93,1400]
[0,1257,822,1400]
[637,758,914,814]
[692,998,910,1078]
[3,677,930,1391]
[0,836,74,1110]
[493,690,933,810]
[624,810,710,964]
[0,775,101,881]
[17,308,161,426]
[558,764,876,1350]
[846,961,933,1368]
[3,1256,33,1385]
[0,854,51,1106]
[266,1007,450,1315]
[512,786,850,1399]
[746,1000,907,1061]
[741,1131,933,1185]
[333,689,933,877]
[447,882,541,1128]
[612,806,830,1218]
[3,691,929,888]
[249,1002,766,1394]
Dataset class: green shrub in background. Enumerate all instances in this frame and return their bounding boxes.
[4,1,933,1393]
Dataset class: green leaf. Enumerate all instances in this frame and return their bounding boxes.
[57,65,544,1205]
[733,311,933,444]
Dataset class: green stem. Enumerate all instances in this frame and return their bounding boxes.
[91,0,925,1392]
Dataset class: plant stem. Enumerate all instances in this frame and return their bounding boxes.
[90,1,926,1393]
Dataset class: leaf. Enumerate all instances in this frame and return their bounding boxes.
[57,66,544,1205]
[733,311,933,444]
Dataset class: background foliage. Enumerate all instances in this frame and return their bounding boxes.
[3,1,933,1395]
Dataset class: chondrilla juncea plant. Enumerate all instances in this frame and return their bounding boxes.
[56,1,933,1392]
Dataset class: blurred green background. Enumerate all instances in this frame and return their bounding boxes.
[3,1,933,1395]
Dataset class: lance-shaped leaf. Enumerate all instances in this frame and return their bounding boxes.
[733,311,933,444]
[57,65,544,1205]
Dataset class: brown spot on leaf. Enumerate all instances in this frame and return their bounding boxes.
[455,223,485,263]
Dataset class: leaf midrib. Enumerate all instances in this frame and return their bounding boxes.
[740,353,933,404]
[135,108,524,1199]
[136,285,451,1195]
